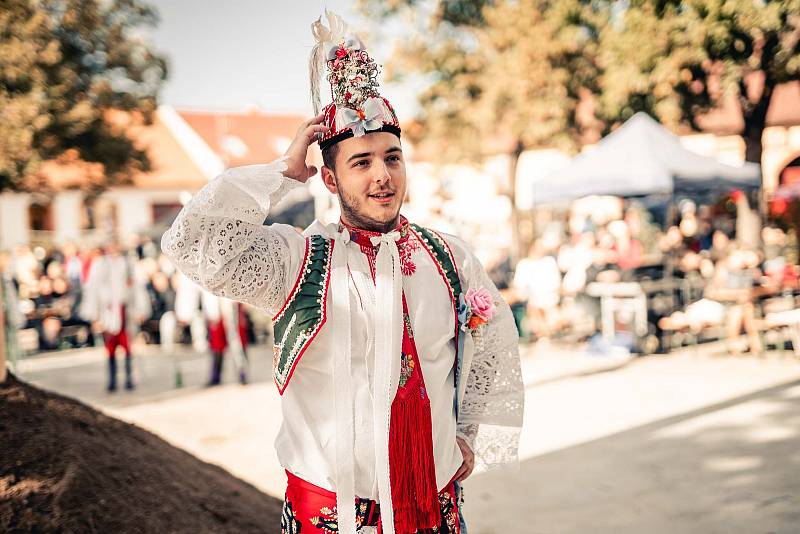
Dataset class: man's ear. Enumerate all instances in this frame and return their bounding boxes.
[321,166,338,194]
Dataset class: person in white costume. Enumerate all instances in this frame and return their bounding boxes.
[80,240,150,392]
[161,12,523,534]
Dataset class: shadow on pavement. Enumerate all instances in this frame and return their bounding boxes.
[464,378,800,534]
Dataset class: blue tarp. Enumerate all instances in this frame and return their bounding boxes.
[533,113,761,205]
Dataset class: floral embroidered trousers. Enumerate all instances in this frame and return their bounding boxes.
[281,470,463,534]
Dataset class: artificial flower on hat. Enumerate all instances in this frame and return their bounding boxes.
[308,10,400,149]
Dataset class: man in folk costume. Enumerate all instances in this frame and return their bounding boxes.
[80,240,149,392]
[161,12,523,534]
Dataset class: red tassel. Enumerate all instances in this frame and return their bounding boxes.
[389,381,440,534]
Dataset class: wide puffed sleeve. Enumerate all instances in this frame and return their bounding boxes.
[160,158,307,317]
[446,235,525,471]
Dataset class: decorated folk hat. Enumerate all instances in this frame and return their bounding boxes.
[309,11,401,149]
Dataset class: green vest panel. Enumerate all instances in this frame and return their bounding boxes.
[272,235,334,394]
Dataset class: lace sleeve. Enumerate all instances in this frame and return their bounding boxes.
[448,237,525,471]
[160,159,307,317]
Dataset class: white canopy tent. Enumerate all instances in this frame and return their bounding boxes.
[533,113,761,205]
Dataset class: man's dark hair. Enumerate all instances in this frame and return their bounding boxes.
[321,143,339,172]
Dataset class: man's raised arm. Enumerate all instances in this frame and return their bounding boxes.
[160,115,329,317]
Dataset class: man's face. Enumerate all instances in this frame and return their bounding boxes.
[322,131,406,233]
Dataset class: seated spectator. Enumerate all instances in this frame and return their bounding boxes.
[661,246,763,355]
[558,232,594,297]
[514,240,562,340]
[609,220,644,271]
[31,276,63,350]
[709,230,732,263]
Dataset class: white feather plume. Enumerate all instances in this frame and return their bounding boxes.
[309,10,349,115]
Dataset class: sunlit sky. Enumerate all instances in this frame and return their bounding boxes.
[148,0,418,119]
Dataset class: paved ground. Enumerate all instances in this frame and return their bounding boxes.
[14,343,274,408]
[466,350,800,534]
[14,341,800,533]
[13,339,631,407]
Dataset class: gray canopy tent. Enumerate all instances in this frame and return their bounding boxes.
[533,112,761,205]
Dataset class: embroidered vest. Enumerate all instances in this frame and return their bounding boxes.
[271,226,463,395]
[272,235,334,394]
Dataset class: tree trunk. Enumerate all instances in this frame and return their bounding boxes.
[740,62,776,165]
[739,71,775,221]
[740,85,772,164]
[742,120,765,165]
[508,139,525,264]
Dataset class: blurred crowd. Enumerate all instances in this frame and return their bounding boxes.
[492,196,800,355]
[1,197,799,362]
[0,237,268,355]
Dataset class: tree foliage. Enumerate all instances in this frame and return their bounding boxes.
[598,0,800,163]
[361,0,800,166]
[0,0,167,192]
[361,0,606,162]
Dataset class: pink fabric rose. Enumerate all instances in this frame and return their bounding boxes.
[465,287,495,322]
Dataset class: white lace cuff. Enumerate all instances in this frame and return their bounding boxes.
[456,424,478,452]
[454,239,525,471]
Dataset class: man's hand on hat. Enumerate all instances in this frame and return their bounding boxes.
[283,114,330,183]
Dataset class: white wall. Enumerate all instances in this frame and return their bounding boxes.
[101,190,153,242]
[0,193,31,249]
[53,190,83,245]
[102,188,188,243]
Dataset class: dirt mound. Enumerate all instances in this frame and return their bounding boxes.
[0,373,282,533]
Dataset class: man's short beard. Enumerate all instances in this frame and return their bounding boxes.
[336,177,400,233]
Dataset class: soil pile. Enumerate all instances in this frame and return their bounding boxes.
[0,373,282,533]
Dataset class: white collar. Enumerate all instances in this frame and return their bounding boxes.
[303,219,339,239]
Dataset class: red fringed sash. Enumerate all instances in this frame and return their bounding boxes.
[344,218,440,533]
[389,295,440,532]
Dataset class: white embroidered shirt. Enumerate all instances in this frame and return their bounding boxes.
[161,159,524,505]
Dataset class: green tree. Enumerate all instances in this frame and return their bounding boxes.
[0,0,167,192]
[360,0,608,258]
[597,0,800,164]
